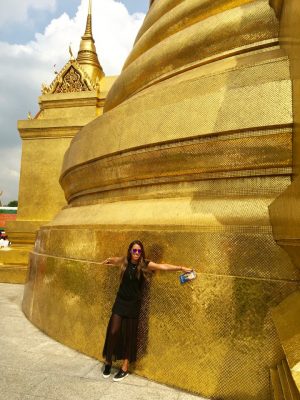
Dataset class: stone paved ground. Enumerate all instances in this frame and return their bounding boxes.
[0,283,208,400]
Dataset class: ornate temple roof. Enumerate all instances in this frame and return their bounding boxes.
[41,59,99,95]
[42,0,104,95]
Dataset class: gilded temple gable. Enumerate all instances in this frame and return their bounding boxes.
[42,60,98,95]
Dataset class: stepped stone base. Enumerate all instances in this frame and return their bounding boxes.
[0,264,28,284]
[0,246,30,283]
[271,360,300,400]
[0,247,31,265]
[272,291,300,394]
[0,220,44,284]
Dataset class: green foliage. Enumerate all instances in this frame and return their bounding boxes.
[7,200,18,207]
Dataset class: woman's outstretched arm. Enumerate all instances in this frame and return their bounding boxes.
[148,261,193,273]
[100,256,125,266]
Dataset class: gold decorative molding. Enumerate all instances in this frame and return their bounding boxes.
[54,66,89,93]
[269,0,284,19]
[270,359,300,400]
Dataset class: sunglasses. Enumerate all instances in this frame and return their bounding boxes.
[131,248,142,254]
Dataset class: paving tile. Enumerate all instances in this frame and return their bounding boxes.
[104,381,180,400]
[0,319,39,338]
[0,366,47,396]
[148,379,180,392]
[21,397,49,400]
[27,374,112,400]
[26,340,87,357]
[0,350,45,370]
[178,391,209,400]
[0,390,23,400]
[121,373,149,387]
[96,385,156,400]
[0,336,55,355]
[32,352,100,378]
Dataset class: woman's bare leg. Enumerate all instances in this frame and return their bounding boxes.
[103,314,122,364]
[122,358,129,372]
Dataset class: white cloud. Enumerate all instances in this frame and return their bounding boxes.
[0,147,21,205]
[0,0,145,204]
[0,0,56,25]
[26,0,145,74]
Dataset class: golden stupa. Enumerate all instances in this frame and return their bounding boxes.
[0,1,117,283]
[23,1,300,399]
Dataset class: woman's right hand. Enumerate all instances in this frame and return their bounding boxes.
[100,256,124,266]
[181,266,194,273]
[100,257,115,265]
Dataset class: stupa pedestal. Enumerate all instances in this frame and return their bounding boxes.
[22,1,300,399]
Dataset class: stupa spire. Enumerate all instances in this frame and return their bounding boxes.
[77,0,105,82]
[85,0,92,36]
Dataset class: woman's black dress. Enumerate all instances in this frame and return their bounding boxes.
[102,260,150,363]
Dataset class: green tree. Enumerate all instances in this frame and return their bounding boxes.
[7,200,18,207]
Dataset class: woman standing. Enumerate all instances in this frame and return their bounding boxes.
[101,240,192,381]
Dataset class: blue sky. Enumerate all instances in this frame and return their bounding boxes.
[0,0,148,204]
[0,1,149,44]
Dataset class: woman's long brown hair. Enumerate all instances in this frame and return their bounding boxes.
[120,240,151,281]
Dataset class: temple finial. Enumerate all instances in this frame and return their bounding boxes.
[84,0,92,37]
[76,0,105,82]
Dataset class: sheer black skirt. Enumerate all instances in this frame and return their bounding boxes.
[102,313,139,363]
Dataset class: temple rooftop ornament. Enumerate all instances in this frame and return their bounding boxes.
[42,0,104,95]
[76,0,105,83]
[41,59,98,95]
[68,44,75,61]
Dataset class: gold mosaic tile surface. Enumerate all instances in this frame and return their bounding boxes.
[23,1,300,399]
